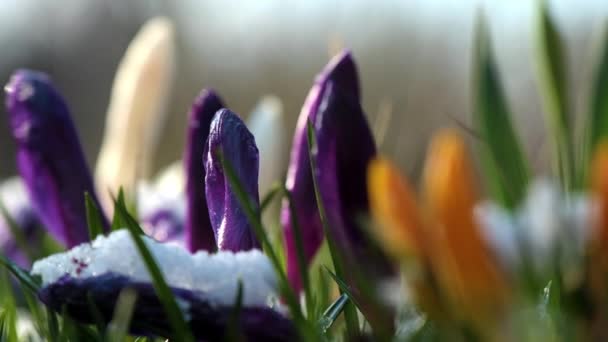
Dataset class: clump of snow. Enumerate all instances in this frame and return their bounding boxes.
[31,230,277,307]
[475,178,592,278]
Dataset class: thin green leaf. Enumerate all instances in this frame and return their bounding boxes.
[0,200,37,261]
[110,189,128,231]
[260,182,282,213]
[535,2,575,189]
[584,21,608,183]
[117,200,193,342]
[85,192,105,240]
[225,280,244,342]
[105,288,137,342]
[323,266,363,312]
[318,293,349,333]
[0,254,40,293]
[306,121,359,337]
[473,16,529,208]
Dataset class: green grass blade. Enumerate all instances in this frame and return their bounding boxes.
[0,200,38,261]
[105,288,137,342]
[584,21,608,183]
[260,182,282,213]
[0,254,40,293]
[85,192,105,240]
[225,280,244,342]
[318,293,349,333]
[110,189,128,231]
[116,200,193,342]
[305,121,359,337]
[283,188,314,318]
[535,2,575,189]
[473,16,529,208]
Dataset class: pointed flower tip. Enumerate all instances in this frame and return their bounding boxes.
[5,70,54,128]
[367,157,424,260]
[423,128,478,210]
[133,16,175,57]
[190,88,224,122]
[317,49,360,98]
[205,109,260,252]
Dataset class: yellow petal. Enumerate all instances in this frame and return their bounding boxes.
[422,128,508,321]
[367,157,425,260]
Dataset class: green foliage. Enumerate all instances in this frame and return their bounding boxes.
[472,15,529,209]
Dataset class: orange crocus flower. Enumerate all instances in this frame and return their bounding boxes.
[368,128,509,326]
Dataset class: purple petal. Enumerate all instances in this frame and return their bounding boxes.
[4,70,108,248]
[184,89,224,252]
[205,109,260,252]
[282,52,360,292]
[141,209,184,244]
[312,52,393,276]
[39,273,295,341]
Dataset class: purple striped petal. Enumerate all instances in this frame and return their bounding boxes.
[205,109,260,252]
[5,70,108,248]
[184,89,224,252]
[282,52,360,292]
[39,273,295,341]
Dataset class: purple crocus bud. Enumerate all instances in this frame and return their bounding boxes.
[32,230,294,341]
[4,70,108,248]
[205,109,261,252]
[282,51,392,292]
[311,52,393,278]
[184,89,224,252]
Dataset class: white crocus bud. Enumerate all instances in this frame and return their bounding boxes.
[247,95,286,226]
[95,17,176,211]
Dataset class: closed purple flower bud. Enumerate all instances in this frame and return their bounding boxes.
[282,51,392,292]
[205,109,260,251]
[311,52,393,278]
[184,89,224,252]
[4,70,108,248]
[38,274,295,341]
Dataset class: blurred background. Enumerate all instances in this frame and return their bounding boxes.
[1,0,607,181]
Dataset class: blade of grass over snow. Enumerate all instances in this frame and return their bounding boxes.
[115,199,193,342]
[110,188,128,231]
[473,16,529,209]
[583,21,608,183]
[84,192,106,240]
[535,2,575,189]
[217,152,316,340]
[283,188,314,318]
[306,121,360,338]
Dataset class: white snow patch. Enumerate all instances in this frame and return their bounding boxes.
[31,230,277,307]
